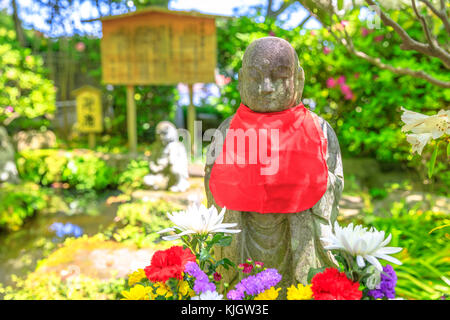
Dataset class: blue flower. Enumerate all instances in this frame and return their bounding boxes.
[49,222,83,238]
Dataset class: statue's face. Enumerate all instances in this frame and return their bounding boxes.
[238,37,304,112]
[156,123,177,145]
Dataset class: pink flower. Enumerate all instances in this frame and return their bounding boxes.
[215,74,231,86]
[75,42,86,52]
[5,106,14,113]
[310,30,317,37]
[323,47,331,55]
[340,84,354,100]
[341,20,349,28]
[374,35,384,42]
[354,72,360,79]
[337,75,346,85]
[268,31,275,36]
[361,27,370,37]
[344,92,354,100]
[255,261,264,268]
[326,78,336,88]
[340,83,351,95]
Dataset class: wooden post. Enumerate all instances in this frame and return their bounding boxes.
[88,133,96,149]
[187,83,195,158]
[126,85,137,154]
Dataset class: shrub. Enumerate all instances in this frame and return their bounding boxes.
[117,159,150,192]
[16,149,117,191]
[0,12,55,126]
[0,182,48,231]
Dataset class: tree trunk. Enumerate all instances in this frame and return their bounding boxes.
[11,0,27,47]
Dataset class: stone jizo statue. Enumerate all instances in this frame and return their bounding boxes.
[204,37,344,296]
[143,121,190,192]
[0,126,19,184]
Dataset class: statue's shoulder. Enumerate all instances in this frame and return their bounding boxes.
[205,115,234,172]
[306,109,342,171]
[217,115,234,133]
[306,109,339,143]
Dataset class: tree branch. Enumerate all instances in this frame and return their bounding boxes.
[327,26,450,88]
[419,0,450,34]
[297,13,311,28]
[266,0,297,20]
[411,0,437,49]
[365,0,450,69]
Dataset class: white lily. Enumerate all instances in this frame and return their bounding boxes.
[321,222,403,272]
[406,133,432,155]
[191,290,223,300]
[158,204,241,241]
[400,107,449,139]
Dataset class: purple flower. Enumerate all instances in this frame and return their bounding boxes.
[227,268,282,300]
[227,288,245,300]
[184,262,216,294]
[368,265,397,299]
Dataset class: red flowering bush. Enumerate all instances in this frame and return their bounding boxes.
[311,268,362,300]
[144,246,196,283]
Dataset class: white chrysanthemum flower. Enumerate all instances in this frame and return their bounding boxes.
[321,222,403,272]
[191,290,223,300]
[158,204,241,241]
[401,107,449,139]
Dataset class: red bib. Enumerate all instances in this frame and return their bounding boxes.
[209,103,328,214]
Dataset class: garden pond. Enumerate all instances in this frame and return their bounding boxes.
[0,189,121,288]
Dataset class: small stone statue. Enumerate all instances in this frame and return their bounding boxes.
[0,126,19,183]
[143,121,190,192]
[204,37,344,296]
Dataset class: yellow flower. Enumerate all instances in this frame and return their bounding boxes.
[154,282,173,298]
[254,287,281,300]
[178,280,195,298]
[287,284,313,300]
[128,269,146,287]
[121,284,152,300]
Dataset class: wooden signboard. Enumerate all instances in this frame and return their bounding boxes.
[74,86,103,133]
[100,9,217,85]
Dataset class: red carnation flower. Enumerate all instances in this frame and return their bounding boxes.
[238,263,253,274]
[144,246,196,283]
[213,272,222,282]
[311,268,362,300]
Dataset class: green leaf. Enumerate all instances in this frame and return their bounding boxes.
[217,235,232,247]
[199,248,210,261]
[216,258,235,270]
[428,143,439,179]
[337,0,344,10]
[447,142,450,157]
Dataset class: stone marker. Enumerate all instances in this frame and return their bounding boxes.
[204,37,344,296]
[143,121,190,192]
[0,126,19,183]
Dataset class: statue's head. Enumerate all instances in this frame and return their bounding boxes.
[156,121,178,145]
[238,37,305,113]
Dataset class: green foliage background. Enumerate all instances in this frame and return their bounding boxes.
[0,13,55,125]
